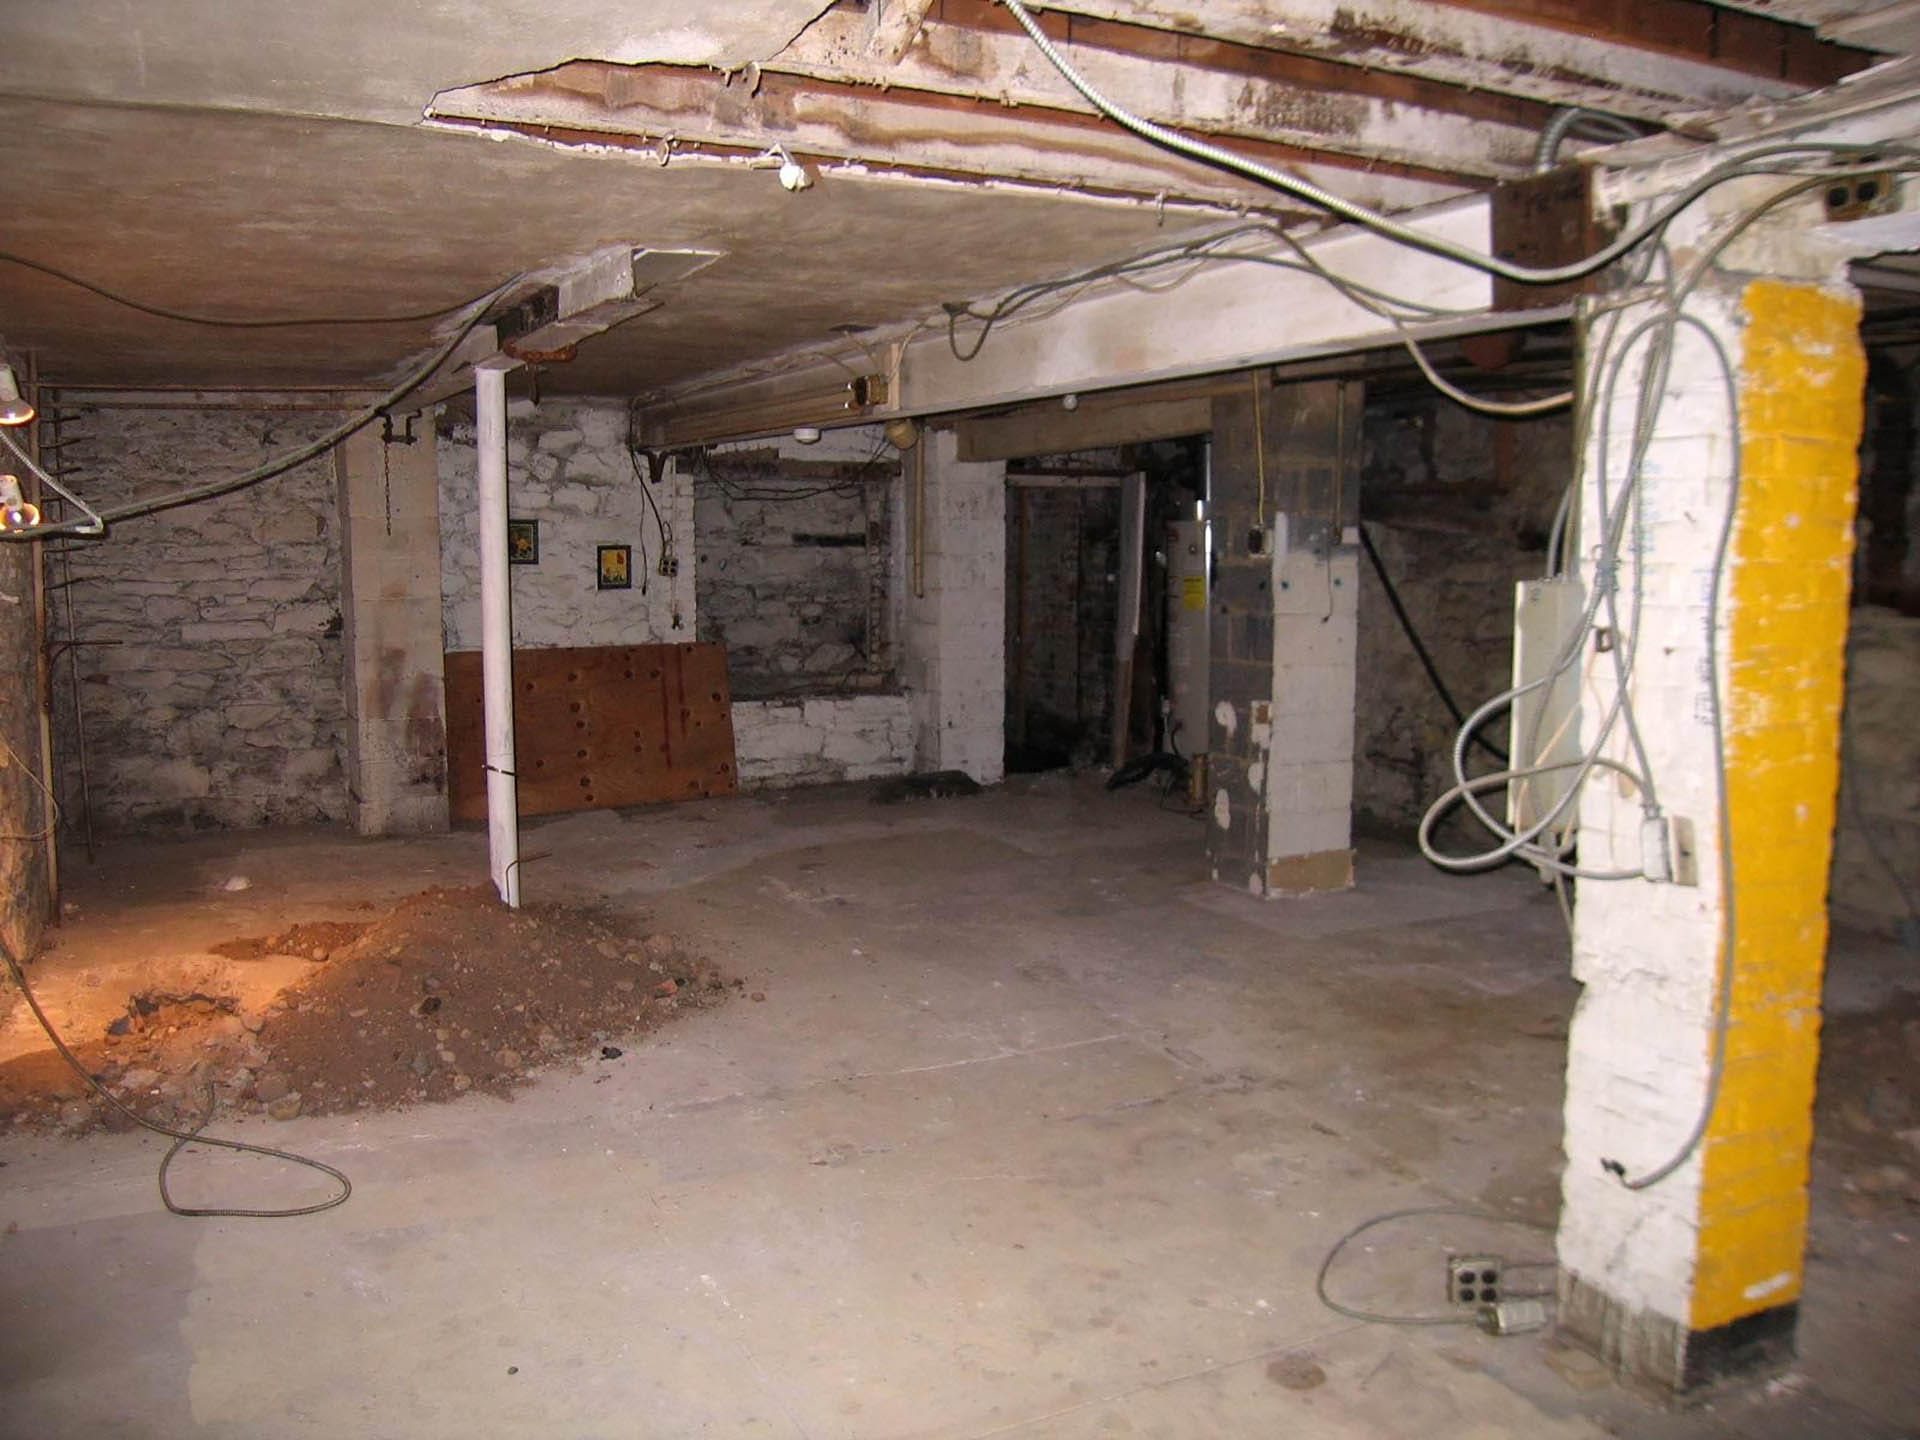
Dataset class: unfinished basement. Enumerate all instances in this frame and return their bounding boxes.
[1,2,1917,1436]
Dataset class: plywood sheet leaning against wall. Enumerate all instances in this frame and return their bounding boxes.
[443,643,737,821]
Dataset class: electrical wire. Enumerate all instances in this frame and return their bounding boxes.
[1534,107,1646,174]
[942,218,1567,415]
[1316,1204,1553,1327]
[943,224,1472,364]
[0,931,351,1218]
[1415,238,1679,881]
[1389,321,1573,417]
[1604,313,1741,1191]
[624,401,675,592]
[13,275,526,533]
[0,249,506,329]
[999,0,1915,289]
[0,728,58,842]
[1402,168,1788,1186]
[693,433,898,500]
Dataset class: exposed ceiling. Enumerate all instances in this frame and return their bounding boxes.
[0,0,1909,401]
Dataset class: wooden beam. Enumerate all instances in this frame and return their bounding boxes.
[638,200,1506,447]
[428,62,1472,215]
[1429,0,1868,84]
[955,392,1213,460]
[1033,0,1866,121]
[772,7,1548,177]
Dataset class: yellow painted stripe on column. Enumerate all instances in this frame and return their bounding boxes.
[1692,279,1862,1334]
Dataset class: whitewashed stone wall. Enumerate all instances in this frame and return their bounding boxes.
[693,439,895,698]
[50,408,349,832]
[732,694,913,789]
[1354,399,1573,835]
[438,399,694,652]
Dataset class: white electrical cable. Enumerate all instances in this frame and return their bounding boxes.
[997,0,1911,288]
[1390,321,1573,416]
[0,275,526,540]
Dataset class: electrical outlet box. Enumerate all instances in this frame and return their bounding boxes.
[1448,1256,1504,1311]
[1824,172,1898,223]
[1640,814,1698,887]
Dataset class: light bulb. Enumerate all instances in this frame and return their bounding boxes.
[0,474,39,531]
[0,366,32,427]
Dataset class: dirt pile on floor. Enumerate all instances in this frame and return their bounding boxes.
[208,921,370,964]
[1,888,733,1131]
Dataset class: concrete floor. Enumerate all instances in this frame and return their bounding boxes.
[1,774,1913,1439]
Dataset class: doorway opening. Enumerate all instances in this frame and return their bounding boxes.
[1002,440,1207,774]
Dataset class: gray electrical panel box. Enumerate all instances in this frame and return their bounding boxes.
[1508,577,1585,878]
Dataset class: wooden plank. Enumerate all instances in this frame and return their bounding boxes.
[444,642,737,822]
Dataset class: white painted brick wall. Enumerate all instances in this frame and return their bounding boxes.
[902,429,1006,783]
[731,694,914,789]
[1267,541,1358,865]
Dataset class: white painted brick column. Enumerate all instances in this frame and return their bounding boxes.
[902,428,1005,783]
[1266,522,1360,892]
[1207,378,1360,895]
[336,422,450,834]
[1557,241,1866,1390]
[1556,283,1737,1370]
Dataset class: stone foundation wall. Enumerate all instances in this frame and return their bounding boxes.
[49,408,349,832]
[693,435,896,699]
[732,694,913,790]
[1354,399,1570,837]
[438,399,694,653]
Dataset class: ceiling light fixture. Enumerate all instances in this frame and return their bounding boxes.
[0,428,105,539]
[0,365,34,426]
[0,475,41,532]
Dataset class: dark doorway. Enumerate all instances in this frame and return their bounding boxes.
[1004,476,1122,773]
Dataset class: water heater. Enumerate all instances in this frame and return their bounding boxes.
[1166,516,1210,761]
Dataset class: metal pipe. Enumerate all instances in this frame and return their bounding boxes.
[911,437,926,599]
[475,361,521,908]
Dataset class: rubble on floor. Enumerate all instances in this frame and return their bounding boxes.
[0,887,733,1130]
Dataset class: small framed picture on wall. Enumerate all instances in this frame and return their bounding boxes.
[597,543,633,591]
[507,519,539,565]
